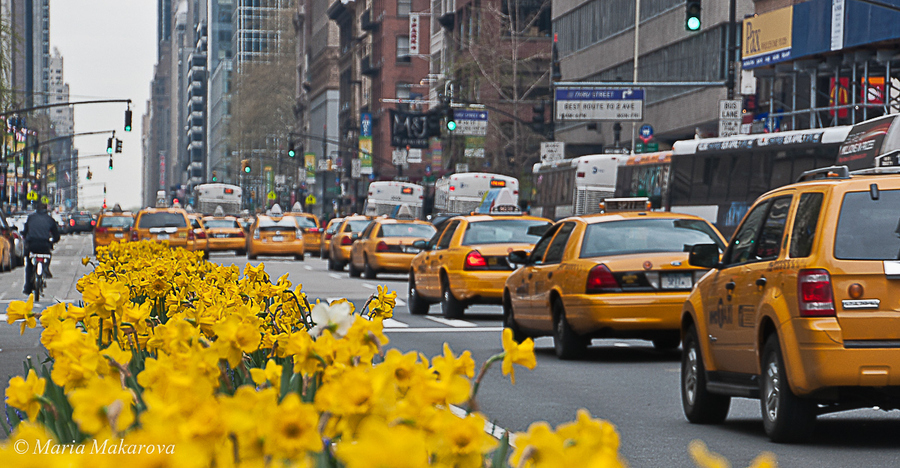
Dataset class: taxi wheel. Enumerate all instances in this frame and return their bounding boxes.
[552,298,586,360]
[363,257,377,279]
[441,276,466,319]
[321,247,329,259]
[652,333,681,351]
[408,275,430,315]
[503,292,527,343]
[681,324,731,424]
[348,261,362,278]
[248,252,258,260]
[761,334,816,442]
[236,249,246,256]
[327,257,336,270]
[295,254,305,261]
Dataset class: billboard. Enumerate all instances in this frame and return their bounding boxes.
[742,6,793,69]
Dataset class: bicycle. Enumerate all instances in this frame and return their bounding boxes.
[29,253,51,301]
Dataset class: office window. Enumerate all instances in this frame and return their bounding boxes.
[398,0,411,16]
[397,36,410,62]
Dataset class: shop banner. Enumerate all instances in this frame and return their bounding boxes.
[304,153,316,183]
[360,113,373,174]
[742,6,793,69]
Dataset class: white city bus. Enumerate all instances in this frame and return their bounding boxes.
[433,172,519,214]
[193,183,242,215]
[364,181,424,219]
[531,153,634,219]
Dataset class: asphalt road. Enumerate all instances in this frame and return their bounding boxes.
[3,235,900,466]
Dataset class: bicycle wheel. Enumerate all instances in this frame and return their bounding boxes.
[33,275,42,302]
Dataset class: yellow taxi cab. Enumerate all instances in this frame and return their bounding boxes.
[348,215,436,279]
[187,214,210,258]
[327,215,372,271]
[202,215,246,255]
[289,212,322,257]
[681,165,900,442]
[131,207,194,250]
[247,206,304,260]
[92,209,134,253]
[320,217,343,259]
[502,200,725,360]
[407,209,552,319]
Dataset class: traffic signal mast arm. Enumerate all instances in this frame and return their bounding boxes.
[0,99,132,118]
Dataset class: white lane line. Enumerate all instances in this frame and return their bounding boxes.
[614,342,631,348]
[383,318,409,328]
[425,316,477,328]
[0,314,6,321]
[395,298,406,307]
[328,273,342,280]
[361,283,377,290]
[304,265,313,271]
[450,405,517,446]
[0,291,7,301]
[385,327,504,333]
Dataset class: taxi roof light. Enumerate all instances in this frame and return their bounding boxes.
[599,197,651,213]
[586,264,621,293]
[464,250,488,270]
[798,269,835,317]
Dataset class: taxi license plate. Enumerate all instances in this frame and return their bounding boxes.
[272,236,284,242]
[114,233,124,238]
[156,234,169,240]
[216,234,229,238]
[661,273,692,289]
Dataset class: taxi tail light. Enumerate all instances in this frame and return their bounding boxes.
[69,219,75,226]
[464,250,488,270]
[325,233,333,240]
[376,240,389,252]
[188,230,195,241]
[236,230,245,238]
[341,236,353,245]
[586,264,621,293]
[131,230,139,242]
[308,227,322,233]
[196,230,207,239]
[95,227,108,234]
[90,220,96,226]
[798,268,835,317]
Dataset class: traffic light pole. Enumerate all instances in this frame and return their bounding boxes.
[0,99,132,118]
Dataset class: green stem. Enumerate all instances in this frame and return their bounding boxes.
[467,353,505,414]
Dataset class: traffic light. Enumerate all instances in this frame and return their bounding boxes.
[108,156,113,170]
[124,109,132,132]
[115,139,123,153]
[445,106,456,132]
[86,168,92,180]
[426,108,442,137]
[288,140,296,158]
[532,102,546,134]
[241,159,251,173]
[106,137,113,154]
[685,0,701,31]
[212,171,218,182]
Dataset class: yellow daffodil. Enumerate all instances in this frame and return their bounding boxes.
[4,369,46,421]
[501,327,536,384]
[81,256,91,266]
[249,359,283,392]
[264,393,322,458]
[6,294,35,335]
[509,421,567,468]
[69,376,135,435]
[335,417,430,468]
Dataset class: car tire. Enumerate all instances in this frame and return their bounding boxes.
[652,333,681,351]
[408,274,430,315]
[503,291,528,343]
[682,324,731,424]
[248,252,258,260]
[348,260,361,278]
[363,256,377,279]
[236,249,246,256]
[295,254,305,261]
[761,334,817,443]
[327,257,336,270]
[441,275,465,320]
[552,298,586,360]
[321,247,329,259]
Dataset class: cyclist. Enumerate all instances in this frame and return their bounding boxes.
[22,201,60,296]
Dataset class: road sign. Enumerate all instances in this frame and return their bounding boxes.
[305,194,317,205]
[639,124,654,143]
[391,149,407,166]
[453,110,488,136]
[351,159,361,178]
[26,191,37,201]
[555,88,644,121]
[455,163,469,173]
[407,148,422,163]
[540,142,565,162]
[718,99,742,137]
[634,142,659,154]
[274,174,286,185]
[40,196,49,204]
[267,191,276,200]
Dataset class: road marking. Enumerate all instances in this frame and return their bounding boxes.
[614,342,631,348]
[304,265,313,271]
[383,318,408,328]
[450,405,517,446]
[385,327,503,333]
[425,316,477,328]
[328,273,342,280]
[395,298,406,307]
[361,283,377,290]
[0,314,6,321]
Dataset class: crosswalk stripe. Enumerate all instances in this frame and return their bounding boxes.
[395,298,406,306]
[383,318,408,328]
[424,316,477,328]
[385,327,504,333]
[361,283,377,290]
[328,273,342,279]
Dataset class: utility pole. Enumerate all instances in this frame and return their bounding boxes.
[726,0,737,99]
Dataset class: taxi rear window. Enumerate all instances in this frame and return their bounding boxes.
[259,218,299,230]
[138,212,187,228]
[293,216,318,228]
[380,223,436,238]
[580,218,723,258]
[204,219,240,229]
[834,189,900,260]
[461,220,550,245]
[344,220,371,232]
[99,216,133,228]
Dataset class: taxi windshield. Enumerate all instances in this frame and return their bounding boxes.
[138,212,187,228]
[380,223,436,238]
[292,216,317,228]
[462,219,551,245]
[344,219,371,232]
[580,218,723,258]
[835,189,900,260]
[259,218,298,231]
[99,216,133,228]
[204,219,240,229]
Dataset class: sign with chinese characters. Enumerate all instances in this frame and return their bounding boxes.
[409,14,420,55]
[555,88,644,121]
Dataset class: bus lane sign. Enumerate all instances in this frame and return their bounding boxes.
[555,88,644,121]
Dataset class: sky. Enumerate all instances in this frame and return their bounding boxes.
[50,0,157,211]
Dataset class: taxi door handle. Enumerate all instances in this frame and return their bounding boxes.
[548,272,553,279]
[725,281,736,291]
[756,277,767,287]
[527,273,533,280]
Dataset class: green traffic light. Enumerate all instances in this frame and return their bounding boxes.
[686,16,700,31]
[244,166,251,173]
[446,120,457,131]
[288,150,295,157]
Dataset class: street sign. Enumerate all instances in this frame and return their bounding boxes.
[407,148,422,163]
[274,174,286,184]
[634,142,659,154]
[26,191,37,201]
[718,99,742,137]
[267,191,276,200]
[555,88,644,121]
[351,158,361,178]
[540,142,565,162]
[391,149,407,166]
[639,124,654,143]
[305,194,317,205]
[455,163,469,173]
[453,110,488,136]
[40,196,49,204]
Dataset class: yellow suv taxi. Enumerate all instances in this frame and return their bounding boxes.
[93,210,134,253]
[348,217,436,279]
[503,210,724,360]
[407,214,552,318]
[131,208,194,250]
[327,215,372,271]
[247,214,304,260]
[681,165,900,442]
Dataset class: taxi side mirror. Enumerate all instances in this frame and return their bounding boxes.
[508,250,529,266]
[411,239,428,251]
[688,244,720,269]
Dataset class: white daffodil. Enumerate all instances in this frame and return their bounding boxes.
[309,301,355,337]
